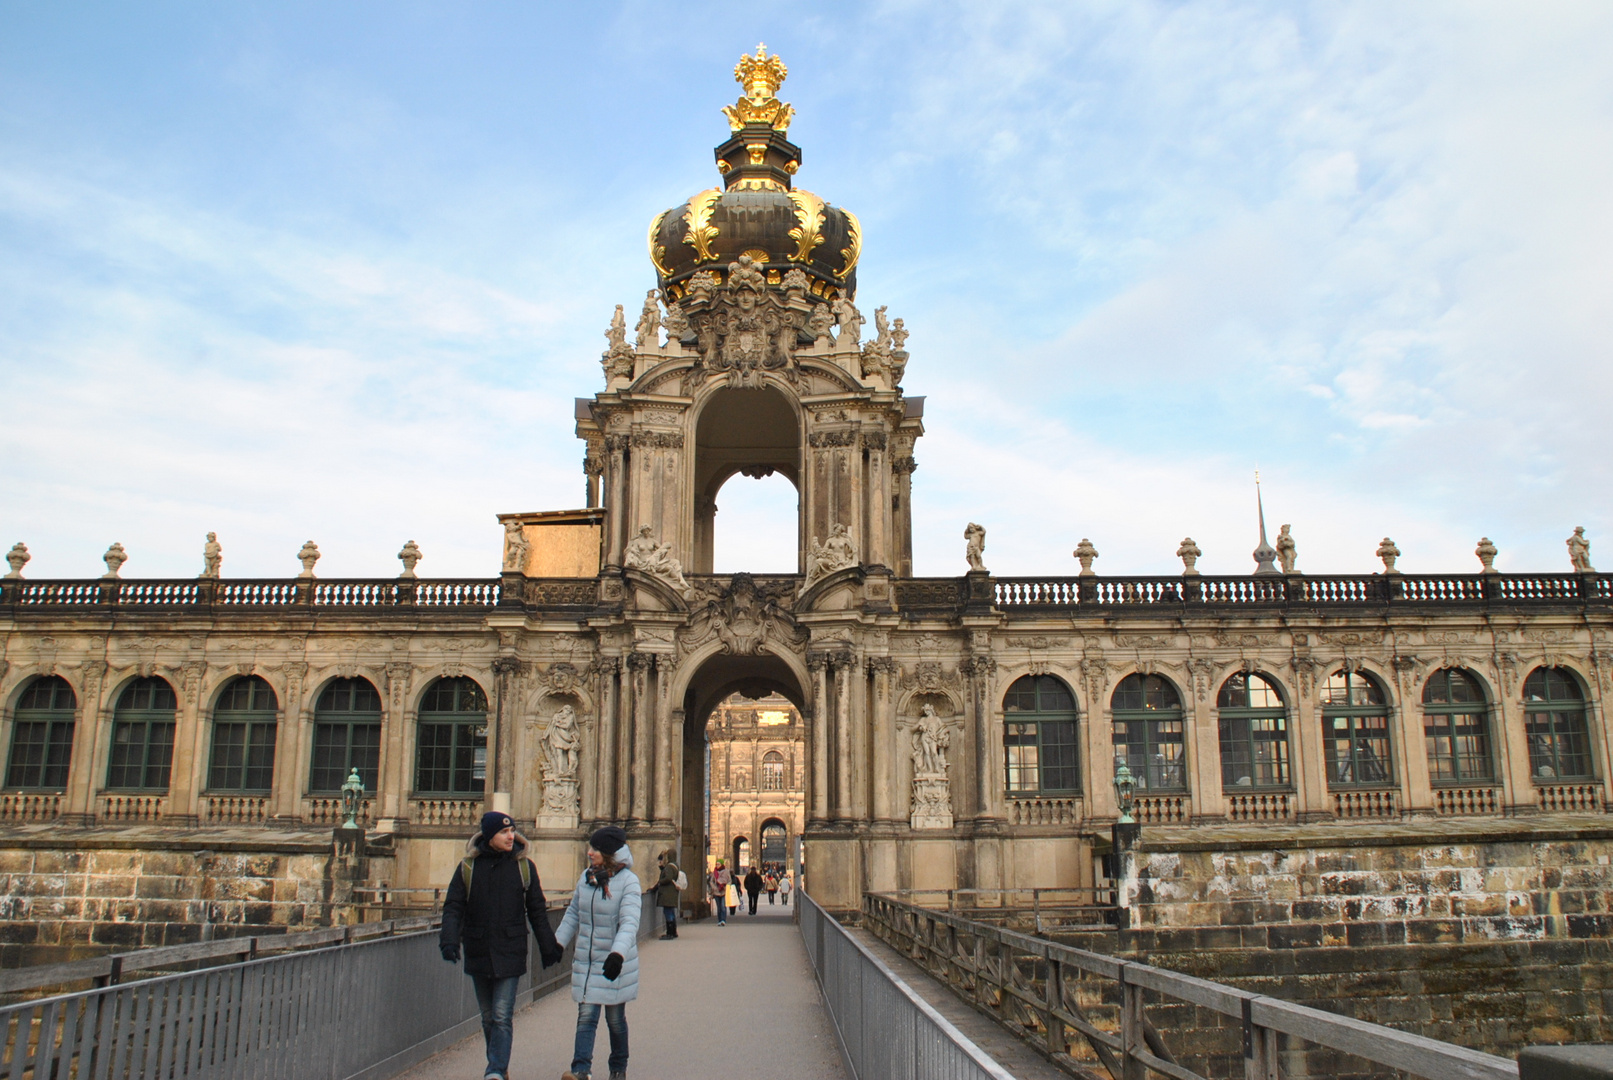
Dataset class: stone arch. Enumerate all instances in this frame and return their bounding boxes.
[691,383,804,574]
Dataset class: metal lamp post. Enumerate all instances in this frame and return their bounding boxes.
[340,768,365,830]
[1113,756,1137,825]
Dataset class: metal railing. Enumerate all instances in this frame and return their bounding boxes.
[797,888,1019,1080]
[863,892,1519,1080]
[885,888,1117,934]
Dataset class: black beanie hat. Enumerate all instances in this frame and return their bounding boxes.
[589,826,628,857]
[480,811,513,841]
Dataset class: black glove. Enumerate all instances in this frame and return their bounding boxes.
[602,952,623,981]
[440,942,460,963]
[541,946,565,969]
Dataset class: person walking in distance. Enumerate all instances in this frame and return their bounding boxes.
[557,826,641,1080]
[764,871,778,905]
[655,850,682,940]
[709,860,730,926]
[744,866,764,916]
[438,812,565,1080]
[777,874,792,906]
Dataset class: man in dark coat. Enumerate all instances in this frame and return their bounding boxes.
[440,811,565,1080]
[743,867,764,915]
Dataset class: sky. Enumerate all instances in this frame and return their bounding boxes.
[1,2,1610,581]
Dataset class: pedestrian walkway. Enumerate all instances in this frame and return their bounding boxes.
[396,899,847,1080]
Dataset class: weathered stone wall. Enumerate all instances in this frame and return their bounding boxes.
[0,825,387,966]
[1109,816,1613,1059]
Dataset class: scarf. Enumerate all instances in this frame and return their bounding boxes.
[586,865,613,898]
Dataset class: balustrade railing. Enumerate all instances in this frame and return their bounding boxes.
[1433,786,1500,816]
[861,893,1518,1080]
[116,580,201,605]
[214,580,300,606]
[313,580,398,606]
[995,579,1080,607]
[100,794,165,823]
[1300,576,1380,603]
[1537,782,1603,813]
[1334,789,1398,819]
[202,794,270,824]
[1495,574,1581,601]
[304,796,372,827]
[1226,791,1292,821]
[15,580,102,606]
[0,791,63,823]
[1134,795,1187,824]
[1007,797,1084,826]
[410,798,483,827]
[1396,575,1487,602]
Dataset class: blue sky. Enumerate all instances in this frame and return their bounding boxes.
[2,3,1610,580]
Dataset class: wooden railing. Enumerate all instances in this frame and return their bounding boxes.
[863,892,1519,1080]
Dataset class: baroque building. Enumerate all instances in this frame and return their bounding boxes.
[705,692,805,875]
[2,48,1611,961]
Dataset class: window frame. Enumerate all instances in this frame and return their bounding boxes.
[1216,672,1292,791]
[1111,674,1188,794]
[308,678,383,794]
[106,677,178,792]
[1522,667,1594,782]
[1420,668,1495,785]
[760,751,787,792]
[1320,670,1395,789]
[207,676,280,794]
[1002,675,1081,797]
[5,677,78,791]
[413,677,489,797]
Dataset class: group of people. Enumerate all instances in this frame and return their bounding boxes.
[706,861,793,923]
[436,814,799,1080]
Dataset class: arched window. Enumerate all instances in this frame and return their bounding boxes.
[1003,675,1080,794]
[310,678,382,793]
[1217,673,1290,789]
[6,676,77,790]
[761,751,787,791]
[208,677,279,793]
[1422,669,1493,783]
[415,678,489,795]
[107,677,177,790]
[1321,670,1392,787]
[1112,674,1186,792]
[761,821,788,865]
[1523,668,1592,780]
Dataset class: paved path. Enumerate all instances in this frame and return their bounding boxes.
[397,898,847,1080]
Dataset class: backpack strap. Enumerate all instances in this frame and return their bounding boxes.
[520,857,532,892]
[460,856,531,899]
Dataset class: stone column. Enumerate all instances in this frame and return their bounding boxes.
[1285,658,1329,820]
[604,435,629,569]
[627,652,654,824]
[164,661,207,825]
[694,494,718,576]
[1494,655,1537,812]
[863,432,890,569]
[808,654,829,824]
[963,655,998,819]
[272,662,307,821]
[832,652,854,820]
[63,661,107,822]
[662,706,684,831]
[892,454,917,578]
[869,658,897,822]
[1187,662,1223,821]
[1392,660,1433,814]
[593,657,621,823]
[490,657,525,815]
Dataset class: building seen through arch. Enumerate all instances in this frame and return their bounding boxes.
[705,692,803,877]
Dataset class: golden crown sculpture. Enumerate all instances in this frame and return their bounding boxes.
[722,43,795,133]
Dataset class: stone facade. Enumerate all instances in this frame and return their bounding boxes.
[705,692,805,874]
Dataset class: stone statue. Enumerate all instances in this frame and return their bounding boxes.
[201,533,222,578]
[1569,527,1594,572]
[873,305,891,351]
[781,267,810,296]
[601,304,635,381]
[964,523,987,572]
[1276,525,1297,574]
[542,704,581,780]
[890,317,909,353]
[912,703,950,776]
[664,300,691,344]
[103,543,128,579]
[502,522,529,573]
[624,526,660,571]
[1376,537,1401,574]
[634,289,661,349]
[832,296,862,347]
[398,540,423,578]
[1475,537,1498,574]
[1176,537,1201,576]
[806,523,858,584]
[1073,538,1099,576]
[296,541,320,578]
[605,304,627,351]
[4,542,28,580]
[807,302,834,344]
[648,543,692,594]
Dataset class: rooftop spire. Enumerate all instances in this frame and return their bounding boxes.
[722,44,795,133]
[1253,470,1280,576]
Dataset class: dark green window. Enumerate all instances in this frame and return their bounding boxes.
[310,678,382,793]
[1322,670,1392,787]
[1218,672,1291,789]
[1112,674,1186,792]
[415,677,488,795]
[208,676,279,793]
[1003,675,1080,794]
[107,677,177,790]
[6,676,77,790]
[1422,668,1493,783]
[1524,667,1592,781]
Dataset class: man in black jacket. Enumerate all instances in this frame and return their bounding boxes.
[440,811,565,1080]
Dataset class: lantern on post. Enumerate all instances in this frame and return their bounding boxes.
[1113,755,1137,825]
[340,768,365,830]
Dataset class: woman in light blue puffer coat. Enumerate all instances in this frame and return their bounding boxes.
[556,826,641,1080]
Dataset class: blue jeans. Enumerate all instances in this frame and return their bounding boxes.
[662,905,677,930]
[572,1002,628,1076]
[471,974,520,1079]
[714,895,728,921]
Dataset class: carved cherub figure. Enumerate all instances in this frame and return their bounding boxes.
[964,523,987,572]
[1275,525,1296,574]
[1568,526,1594,572]
[201,532,222,578]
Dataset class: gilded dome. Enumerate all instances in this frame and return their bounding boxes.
[649,46,860,302]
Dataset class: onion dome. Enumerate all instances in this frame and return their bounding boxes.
[649,45,861,302]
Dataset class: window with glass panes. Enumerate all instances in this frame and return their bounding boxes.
[1112,674,1187,792]
[1321,670,1393,787]
[761,751,787,791]
[1002,676,1080,794]
[415,678,488,795]
[1421,669,1493,783]
[5,677,77,790]
[107,678,177,790]
[1217,672,1291,789]
[1523,667,1592,780]
[208,676,279,792]
[309,678,383,792]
